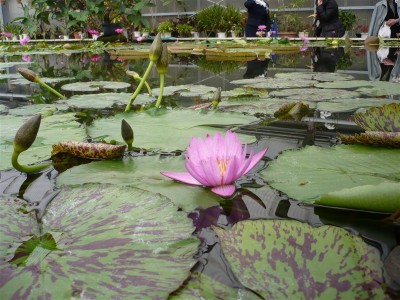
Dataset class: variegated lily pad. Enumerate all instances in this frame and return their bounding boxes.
[274,71,355,82]
[270,88,360,101]
[87,110,257,152]
[214,220,386,299]
[353,103,400,132]
[61,81,130,92]
[261,144,400,211]
[0,113,85,171]
[0,184,198,299]
[58,92,153,109]
[340,131,400,147]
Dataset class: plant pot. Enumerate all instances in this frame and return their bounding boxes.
[298,32,309,38]
[161,32,172,38]
[230,31,236,38]
[92,34,98,40]
[142,32,149,38]
[133,31,141,38]
[74,32,82,39]
[192,32,200,39]
[361,32,368,39]
[63,35,69,40]
[217,32,227,39]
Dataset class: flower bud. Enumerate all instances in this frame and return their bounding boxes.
[156,43,169,75]
[18,68,39,83]
[121,119,134,150]
[212,87,221,109]
[149,32,162,62]
[126,70,140,80]
[14,114,41,153]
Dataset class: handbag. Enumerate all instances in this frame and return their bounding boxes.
[378,23,391,38]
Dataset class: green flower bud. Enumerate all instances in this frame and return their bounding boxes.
[126,70,140,80]
[212,87,221,109]
[149,32,162,62]
[18,68,39,83]
[156,43,169,75]
[13,114,41,154]
[121,119,134,150]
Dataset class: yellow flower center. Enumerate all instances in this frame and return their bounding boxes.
[217,158,230,176]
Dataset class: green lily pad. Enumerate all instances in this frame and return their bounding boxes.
[56,156,222,212]
[87,109,257,152]
[214,220,386,299]
[0,104,8,114]
[356,81,400,97]
[152,84,216,99]
[61,81,131,92]
[242,78,316,89]
[8,104,69,116]
[314,80,374,89]
[0,113,85,171]
[261,145,400,209]
[315,98,397,113]
[58,92,153,109]
[270,88,360,101]
[316,182,400,212]
[0,73,23,80]
[0,62,31,68]
[10,77,75,86]
[0,184,198,299]
[274,72,355,82]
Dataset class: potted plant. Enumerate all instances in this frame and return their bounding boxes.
[275,0,307,36]
[339,10,358,37]
[141,27,151,37]
[196,5,226,37]
[224,5,242,37]
[176,23,193,37]
[4,23,22,40]
[157,19,174,38]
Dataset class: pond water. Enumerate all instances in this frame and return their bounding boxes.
[1,44,400,299]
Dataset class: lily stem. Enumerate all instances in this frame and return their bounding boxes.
[37,78,66,99]
[155,74,165,108]
[12,151,51,173]
[125,61,154,112]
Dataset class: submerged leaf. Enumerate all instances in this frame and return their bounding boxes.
[0,184,198,299]
[214,220,386,299]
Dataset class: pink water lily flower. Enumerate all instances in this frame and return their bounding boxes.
[161,131,268,197]
[115,28,124,34]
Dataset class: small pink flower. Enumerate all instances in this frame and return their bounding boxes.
[300,45,309,52]
[20,35,30,45]
[300,36,310,44]
[257,25,267,31]
[22,54,32,62]
[115,28,124,34]
[88,29,99,35]
[2,32,12,38]
[161,131,268,197]
[90,55,101,62]
[136,36,143,42]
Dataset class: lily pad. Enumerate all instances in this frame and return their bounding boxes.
[315,98,397,113]
[8,104,69,116]
[152,84,216,99]
[356,81,400,97]
[0,184,198,299]
[56,156,223,212]
[61,81,131,92]
[0,113,85,171]
[340,131,400,147]
[314,80,374,89]
[274,71,355,82]
[270,88,360,101]
[214,220,386,299]
[10,77,75,86]
[87,109,257,152]
[261,145,400,209]
[58,92,152,109]
[0,62,31,68]
[243,78,316,90]
[353,103,400,132]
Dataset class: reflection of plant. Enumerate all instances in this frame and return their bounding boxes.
[196,57,243,74]
[339,10,358,32]
[336,51,352,70]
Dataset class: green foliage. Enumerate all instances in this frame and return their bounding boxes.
[176,23,193,36]
[275,0,307,32]
[196,4,241,33]
[339,10,358,31]
[157,19,175,33]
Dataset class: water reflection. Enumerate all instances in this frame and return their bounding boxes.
[311,47,345,72]
[243,58,270,79]
[367,46,400,82]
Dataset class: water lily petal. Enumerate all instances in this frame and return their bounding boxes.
[160,171,202,186]
[211,185,236,197]
[243,147,268,174]
[185,161,213,186]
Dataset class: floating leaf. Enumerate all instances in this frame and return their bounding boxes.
[274,72,355,82]
[356,82,400,97]
[52,141,126,159]
[152,84,216,99]
[61,81,130,92]
[340,131,400,147]
[243,78,316,90]
[0,184,198,299]
[315,98,397,113]
[270,88,360,101]
[87,110,257,152]
[214,220,386,299]
[316,182,400,212]
[261,145,400,208]
[314,80,374,89]
[56,156,221,212]
[353,103,400,132]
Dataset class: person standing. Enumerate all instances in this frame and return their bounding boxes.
[244,0,271,37]
[368,0,400,38]
[315,0,345,37]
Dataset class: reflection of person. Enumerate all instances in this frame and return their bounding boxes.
[243,58,270,78]
[367,47,400,81]
[314,0,345,37]
[244,0,271,37]
[368,0,400,38]
[311,47,344,72]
